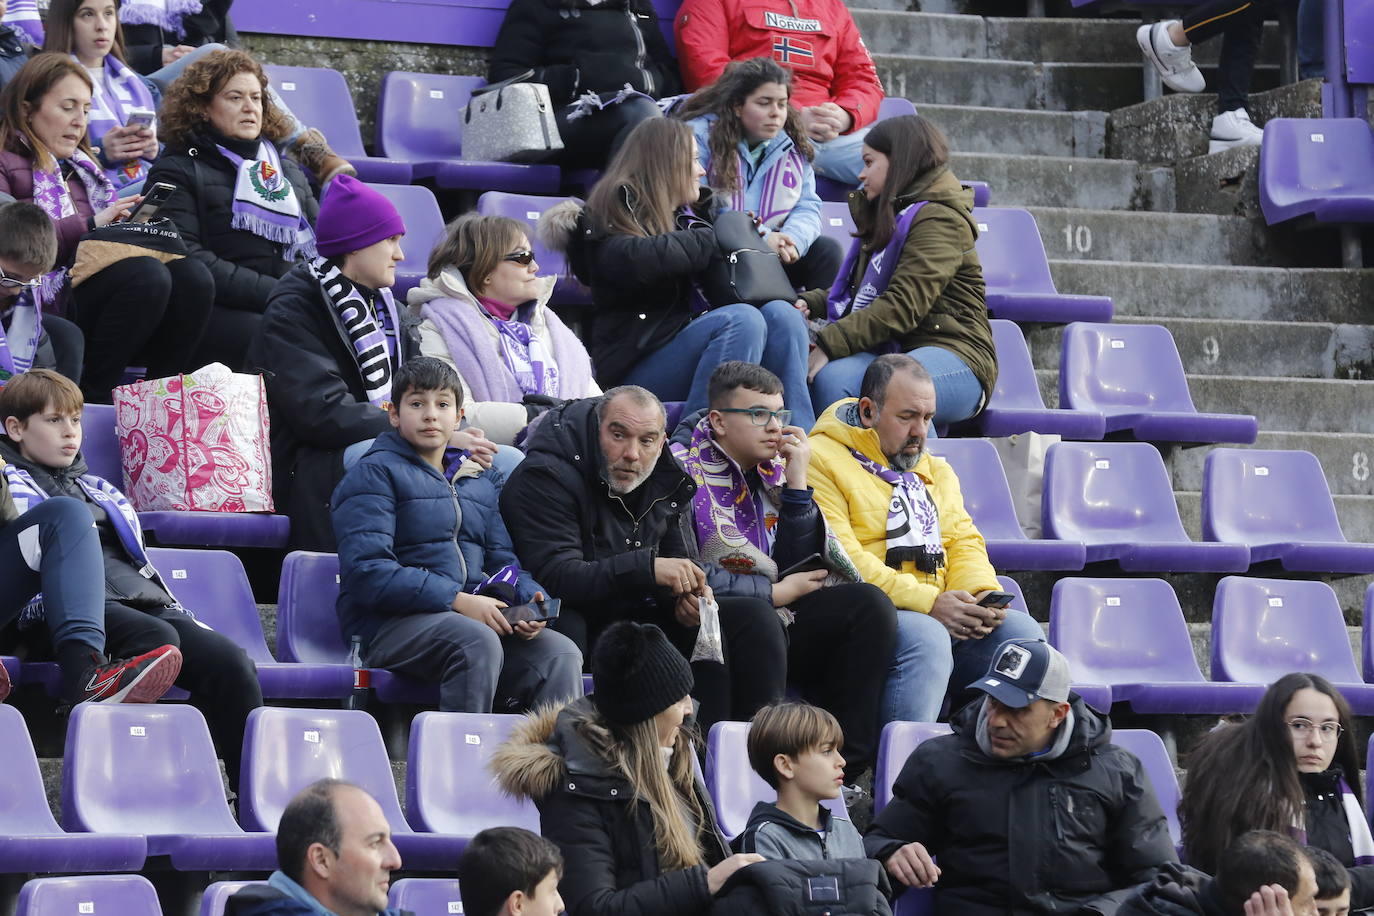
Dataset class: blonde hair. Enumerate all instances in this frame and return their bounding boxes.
[584,118,695,239]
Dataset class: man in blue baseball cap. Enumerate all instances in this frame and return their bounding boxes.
[864,638,1179,916]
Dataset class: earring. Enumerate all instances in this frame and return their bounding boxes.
[485,276,493,286]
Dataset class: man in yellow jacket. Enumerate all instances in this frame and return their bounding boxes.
[808,354,1043,723]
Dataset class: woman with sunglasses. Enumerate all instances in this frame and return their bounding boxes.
[408,213,599,447]
[1179,672,1374,907]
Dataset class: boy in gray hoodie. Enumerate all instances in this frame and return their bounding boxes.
[736,702,867,860]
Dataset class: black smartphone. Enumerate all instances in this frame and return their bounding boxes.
[502,596,561,626]
[778,553,827,578]
[126,182,177,223]
[977,590,1016,609]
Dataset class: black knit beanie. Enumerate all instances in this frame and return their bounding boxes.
[591,621,695,726]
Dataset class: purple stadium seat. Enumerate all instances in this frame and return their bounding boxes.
[264,65,412,184]
[1059,324,1258,445]
[1043,442,1251,572]
[239,707,467,868]
[62,704,277,871]
[950,320,1106,440]
[1049,577,1264,714]
[16,875,161,916]
[476,192,593,307]
[705,721,848,842]
[818,201,855,250]
[1259,118,1374,226]
[1211,576,1374,713]
[873,721,951,814]
[972,208,1113,324]
[200,881,263,916]
[813,97,921,201]
[375,72,560,193]
[145,547,353,700]
[0,705,146,873]
[81,403,291,549]
[389,879,464,914]
[928,438,1087,571]
[277,551,439,704]
[406,711,540,837]
[989,575,1111,712]
[1202,449,1374,573]
[370,183,446,299]
[1110,729,1181,847]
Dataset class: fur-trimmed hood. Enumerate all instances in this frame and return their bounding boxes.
[492,696,632,803]
[535,199,584,255]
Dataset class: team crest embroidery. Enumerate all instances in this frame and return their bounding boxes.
[249,161,289,202]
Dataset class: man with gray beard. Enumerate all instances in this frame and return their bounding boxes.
[808,354,1043,725]
[500,386,787,733]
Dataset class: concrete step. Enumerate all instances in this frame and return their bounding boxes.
[1047,261,1374,325]
[1031,369,1374,436]
[1025,317,1374,380]
[921,103,1107,158]
[875,53,1279,112]
[1167,433,1374,498]
[953,152,1171,211]
[1024,206,1274,266]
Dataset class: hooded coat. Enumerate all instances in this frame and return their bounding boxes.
[492,697,730,916]
[865,695,1178,916]
[799,166,996,404]
[1117,865,1226,916]
[806,399,998,613]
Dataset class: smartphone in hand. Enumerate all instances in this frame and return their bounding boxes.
[125,182,177,223]
[977,591,1016,609]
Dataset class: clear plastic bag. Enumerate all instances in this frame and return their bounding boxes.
[691,595,725,664]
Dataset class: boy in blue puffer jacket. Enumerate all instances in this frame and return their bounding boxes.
[331,357,582,713]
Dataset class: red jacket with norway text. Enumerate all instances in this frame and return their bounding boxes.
[674,0,884,132]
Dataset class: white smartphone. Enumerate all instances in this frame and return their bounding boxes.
[125,108,156,131]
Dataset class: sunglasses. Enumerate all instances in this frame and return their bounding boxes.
[0,266,40,291]
[503,249,536,266]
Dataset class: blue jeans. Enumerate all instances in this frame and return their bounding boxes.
[0,498,106,652]
[624,301,815,426]
[1297,0,1324,79]
[810,345,983,428]
[812,128,869,186]
[882,607,1043,724]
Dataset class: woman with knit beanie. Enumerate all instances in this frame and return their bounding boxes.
[494,620,763,916]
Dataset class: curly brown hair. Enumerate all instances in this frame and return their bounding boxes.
[157,49,292,150]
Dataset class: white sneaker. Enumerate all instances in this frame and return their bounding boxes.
[1136,20,1206,93]
[1209,108,1264,153]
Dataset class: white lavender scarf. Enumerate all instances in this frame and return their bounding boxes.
[85,55,157,189]
[2,0,43,46]
[119,0,203,35]
[846,438,945,574]
[216,140,316,262]
[30,149,115,310]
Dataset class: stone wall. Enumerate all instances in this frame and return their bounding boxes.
[240,32,489,145]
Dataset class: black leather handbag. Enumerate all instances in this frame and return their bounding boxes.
[698,210,797,308]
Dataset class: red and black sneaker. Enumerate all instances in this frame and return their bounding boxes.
[0,661,10,704]
[78,645,183,704]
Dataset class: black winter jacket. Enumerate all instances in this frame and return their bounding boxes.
[865,696,1178,916]
[499,396,697,631]
[715,858,893,916]
[493,697,729,916]
[123,0,237,76]
[488,0,681,103]
[0,25,28,94]
[558,194,719,386]
[145,131,318,314]
[1117,865,1224,916]
[1300,767,1374,909]
[245,262,420,552]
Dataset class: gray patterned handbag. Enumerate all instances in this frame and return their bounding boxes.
[461,70,565,163]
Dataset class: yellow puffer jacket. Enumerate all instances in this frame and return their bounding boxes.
[808,399,999,612]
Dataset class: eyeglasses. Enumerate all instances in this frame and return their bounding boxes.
[717,407,792,427]
[503,250,535,266]
[1287,718,1344,743]
[0,267,40,291]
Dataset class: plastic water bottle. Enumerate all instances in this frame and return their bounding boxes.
[347,636,370,710]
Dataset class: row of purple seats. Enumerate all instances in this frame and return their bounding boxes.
[202,878,464,916]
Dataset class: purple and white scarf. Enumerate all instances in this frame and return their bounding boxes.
[1293,776,1374,866]
[731,145,806,231]
[2,0,43,46]
[848,447,944,573]
[30,149,115,311]
[310,256,403,410]
[0,297,44,382]
[488,311,559,397]
[217,141,316,262]
[119,0,203,35]
[85,55,157,190]
[826,201,926,323]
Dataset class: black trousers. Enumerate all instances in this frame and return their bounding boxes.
[192,306,263,373]
[787,583,897,779]
[554,95,662,170]
[71,256,214,403]
[103,601,263,791]
[785,235,845,293]
[42,314,85,383]
[1181,0,1279,113]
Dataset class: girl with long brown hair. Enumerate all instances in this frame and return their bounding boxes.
[676,57,842,296]
[799,114,996,428]
[1180,673,1374,906]
[538,116,814,425]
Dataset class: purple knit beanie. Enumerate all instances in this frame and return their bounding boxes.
[315,175,406,258]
